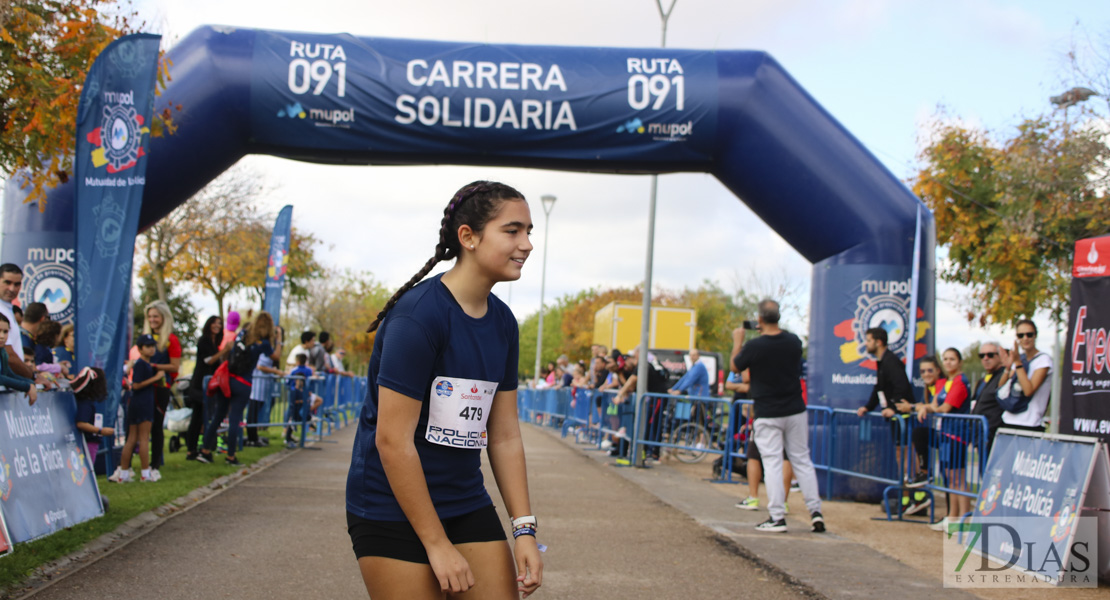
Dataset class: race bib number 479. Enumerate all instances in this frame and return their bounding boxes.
[426,376,497,448]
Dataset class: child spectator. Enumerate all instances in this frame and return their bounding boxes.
[284,353,313,447]
[111,335,162,483]
[0,314,36,405]
[34,320,60,367]
[53,324,75,375]
[72,367,112,465]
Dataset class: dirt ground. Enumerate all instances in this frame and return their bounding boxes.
[659,452,1106,599]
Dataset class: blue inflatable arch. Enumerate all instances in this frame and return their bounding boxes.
[4,26,934,409]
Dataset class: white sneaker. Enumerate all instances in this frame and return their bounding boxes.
[600,439,613,450]
[929,517,949,532]
[107,467,124,483]
[142,469,162,482]
[118,469,134,483]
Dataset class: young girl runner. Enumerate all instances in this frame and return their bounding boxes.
[115,335,162,482]
[346,181,543,599]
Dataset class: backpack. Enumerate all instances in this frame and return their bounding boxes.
[228,334,255,377]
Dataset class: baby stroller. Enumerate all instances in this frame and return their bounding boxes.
[165,376,195,452]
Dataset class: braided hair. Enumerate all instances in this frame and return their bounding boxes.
[367,181,525,333]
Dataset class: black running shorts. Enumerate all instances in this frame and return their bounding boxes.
[347,504,506,564]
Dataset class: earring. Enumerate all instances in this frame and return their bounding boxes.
[470,245,475,250]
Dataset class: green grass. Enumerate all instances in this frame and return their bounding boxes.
[0,427,289,590]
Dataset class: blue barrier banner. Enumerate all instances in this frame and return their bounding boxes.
[74,34,162,416]
[249,32,718,164]
[262,205,293,327]
[810,264,932,408]
[969,432,1100,583]
[0,392,103,543]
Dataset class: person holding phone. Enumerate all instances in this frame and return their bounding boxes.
[997,319,1051,432]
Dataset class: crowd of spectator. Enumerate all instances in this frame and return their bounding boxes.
[856,319,1053,531]
[0,260,360,484]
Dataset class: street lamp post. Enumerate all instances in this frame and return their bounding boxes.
[1045,86,1099,434]
[532,194,557,387]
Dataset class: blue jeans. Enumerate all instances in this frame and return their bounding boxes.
[203,378,250,457]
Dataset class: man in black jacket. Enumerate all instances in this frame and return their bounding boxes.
[971,341,1006,456]
[856,327,923,514]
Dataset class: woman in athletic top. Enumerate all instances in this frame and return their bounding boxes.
[346,181,543,599]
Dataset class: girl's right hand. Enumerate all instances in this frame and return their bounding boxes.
[26,386,37,405]
[426,542,474,594]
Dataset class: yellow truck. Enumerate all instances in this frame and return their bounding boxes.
[592,302,696,352]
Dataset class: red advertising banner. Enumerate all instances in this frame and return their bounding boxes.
[1073,235,1110,279]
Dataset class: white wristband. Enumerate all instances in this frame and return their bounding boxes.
[511,515,537,529]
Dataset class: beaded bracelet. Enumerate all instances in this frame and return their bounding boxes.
[512,526,536,539]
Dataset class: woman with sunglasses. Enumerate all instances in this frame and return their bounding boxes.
[997,320,1052,432]
[915,349,971,529]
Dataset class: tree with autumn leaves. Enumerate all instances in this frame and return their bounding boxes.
[913,28,1110,327]
[913,114,1110,327]
[517,282,757,379]
[136,165,323,326]
[0,0,175,209]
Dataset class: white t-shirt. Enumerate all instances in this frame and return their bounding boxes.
[286,344,309,366]
[0,300,22,358]
[1000,352,1052,427]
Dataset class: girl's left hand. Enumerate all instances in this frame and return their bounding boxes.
[514,535,544,598]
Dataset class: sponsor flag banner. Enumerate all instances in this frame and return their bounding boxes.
[1062,235,1110,441]
[262,205,293,327]
[811,264,932,404]
[960,431,1108,586]
[249,33,718,165]
[73,34,162,419]
[0,392,103,544]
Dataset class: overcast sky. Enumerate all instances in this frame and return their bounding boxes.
[27,0,1110,351]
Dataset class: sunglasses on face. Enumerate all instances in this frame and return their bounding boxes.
[1016,332,1036,339]
[921,368,936,374]
[978,352,998,359]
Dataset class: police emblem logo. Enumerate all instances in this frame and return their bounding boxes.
[21,261,76,324]
[435,380,454,397]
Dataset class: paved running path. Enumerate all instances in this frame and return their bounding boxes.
[28,424,807,600]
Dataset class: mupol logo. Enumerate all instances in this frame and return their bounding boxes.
[435,380,454,397]
[277,102,306,119]
[21,258,75,323]
[278,102,355,127]
[616,118,644,134]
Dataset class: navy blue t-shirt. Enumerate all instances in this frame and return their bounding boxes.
[75,399,101,444]
[346,274,519,521]
[131,358,156,406]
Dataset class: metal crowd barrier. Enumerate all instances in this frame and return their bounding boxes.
[828,408,909,513]
[910,412,990,525]
[632,393,731,466]
[197,373,368,450]
[511,389,990,515]
[720,401,832,491]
